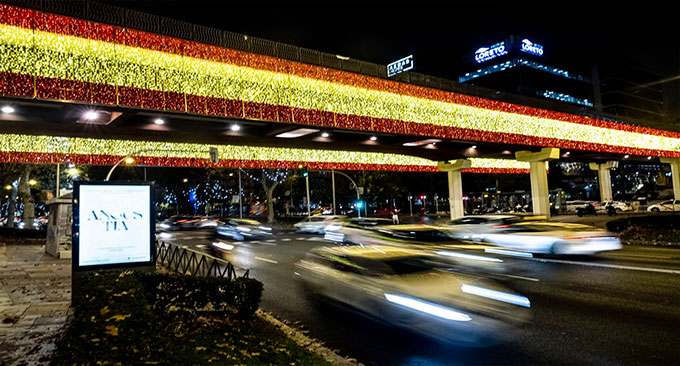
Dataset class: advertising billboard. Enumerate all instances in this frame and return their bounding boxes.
[72,182,155,271]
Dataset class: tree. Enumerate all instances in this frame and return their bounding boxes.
[259,169,292,224]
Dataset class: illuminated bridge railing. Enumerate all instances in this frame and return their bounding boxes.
[155,240,249,280]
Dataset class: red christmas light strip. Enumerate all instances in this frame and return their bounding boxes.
[0,3,677,141]
[2,70,677,158]
[0,150,530,174]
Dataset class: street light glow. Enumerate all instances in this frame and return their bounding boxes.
[1,105,15,114]
[154,118,165,125]
[370,136,377,141]
[231,124,241,131]
[28,179,37,186]
[321,132,330,138]
[83,110,99,120]
[124,157,135,164]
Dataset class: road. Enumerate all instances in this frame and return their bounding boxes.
[159,230,680,365]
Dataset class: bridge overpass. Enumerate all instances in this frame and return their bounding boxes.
[0,2,679,218]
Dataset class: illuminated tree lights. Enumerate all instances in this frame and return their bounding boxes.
[0,4,679,158]
[0,133,531,173]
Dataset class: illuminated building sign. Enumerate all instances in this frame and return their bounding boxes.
[387,55,414,77]
[475,42,507,63]
[521,39,544,56]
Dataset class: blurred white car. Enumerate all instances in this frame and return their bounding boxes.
[482,222,622,255]
[647,200,680,212]
[294,215,344,234]
[439,214,545,241]
[296,245,530,345]
[216,219,272,241]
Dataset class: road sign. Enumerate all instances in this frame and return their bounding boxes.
[209,147,219,163]
[357,187,364,195]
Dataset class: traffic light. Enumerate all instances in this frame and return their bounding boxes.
[356,201,363,209]
[209,147,219,163]
[300,165,308,177]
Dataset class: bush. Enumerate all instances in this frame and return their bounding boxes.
[52,270,264,365]
[606,213,680,233]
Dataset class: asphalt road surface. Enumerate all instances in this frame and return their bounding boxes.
[159,230,680,365]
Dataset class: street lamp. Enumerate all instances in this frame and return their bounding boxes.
[28,179,37,186]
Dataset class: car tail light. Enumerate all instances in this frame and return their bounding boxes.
[563,235,615,240]
[491,225,510,229]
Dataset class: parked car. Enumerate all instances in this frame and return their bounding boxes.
[216,218,272,241]
[294,215,344,234]
[565,200,597,213]
[481,222,622,255]
[647,200,680,212]
[295,245,530,345]
[597,201,632,213]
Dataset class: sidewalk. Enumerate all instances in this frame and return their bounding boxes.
[0,240,71,366]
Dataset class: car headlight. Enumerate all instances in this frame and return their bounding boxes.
[461,284,531,308]
[258,226,272,231]
[236,226,252,232]
[384,294,471,321]
[160,223,170,229]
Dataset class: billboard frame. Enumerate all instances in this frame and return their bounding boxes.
[72,181,156,273]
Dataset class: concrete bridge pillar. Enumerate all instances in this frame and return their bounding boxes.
[660,157,680,201]
[515,147,560,217]
[589,161,619,202]
[438,159,471,219]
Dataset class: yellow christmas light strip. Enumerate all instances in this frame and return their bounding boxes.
[0,133,530,172]
[1,24,678,153]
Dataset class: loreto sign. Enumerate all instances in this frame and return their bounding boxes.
[72,182,155,271]
[387,55,414,77]
[475,42,507,63]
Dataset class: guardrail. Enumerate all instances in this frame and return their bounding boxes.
[155,240,249,279]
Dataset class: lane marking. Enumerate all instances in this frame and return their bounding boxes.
[256,241,277,246]
[499,273,540,282]
[532,257,680,275]
[254,256,278,264]
[295,237,306,241]
[604,253,671,260]
[307,237,326,242]
[265,239,276,243]
[281,238,292,242]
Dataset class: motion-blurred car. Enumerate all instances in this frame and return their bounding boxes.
[296,245,530,345]
[647,200,680,212]
[294,215,344,234]
[157,216,203,231]
[481,222,622,255]
[216,218,272,241]
[439,214,546,241]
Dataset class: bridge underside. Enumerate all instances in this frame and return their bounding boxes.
[0,96,652,173]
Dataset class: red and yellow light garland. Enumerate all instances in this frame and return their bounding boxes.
[0,133,531,173]
[0,4,679,159]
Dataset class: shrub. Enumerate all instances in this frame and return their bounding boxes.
[52,270,264,365]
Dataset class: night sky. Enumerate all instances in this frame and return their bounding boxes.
[99,1,680,110]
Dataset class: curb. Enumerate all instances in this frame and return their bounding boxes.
[256,309,361,366]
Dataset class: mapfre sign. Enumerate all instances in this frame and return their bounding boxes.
[387,55,414,77]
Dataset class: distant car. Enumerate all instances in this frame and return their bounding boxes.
[157,216,202,231]
[482,222,622,255]
[565,200,596,213]
[295,245,530,345]
[216,219,272,241]
[294,215,344,234]
[439,214,546,241]
[647,200,680,213]
[597,201,632,213]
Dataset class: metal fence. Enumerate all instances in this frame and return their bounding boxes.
[156,240,249,279]
[2,0,674,132]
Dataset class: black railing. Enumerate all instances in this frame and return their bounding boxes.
[155,241,249,279]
